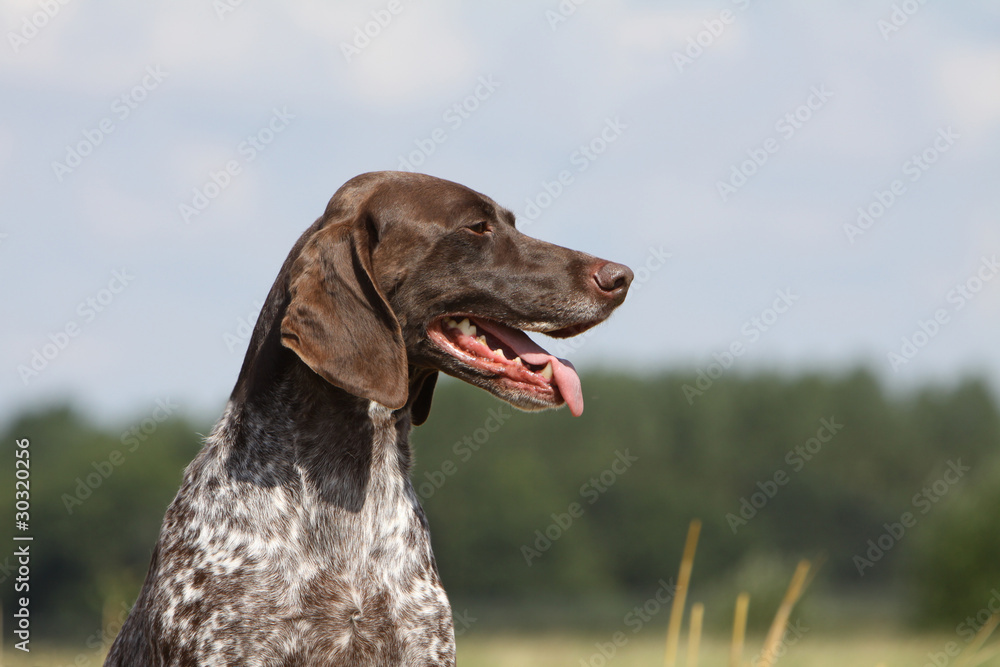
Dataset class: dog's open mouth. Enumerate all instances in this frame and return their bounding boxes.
[427,316,585,416]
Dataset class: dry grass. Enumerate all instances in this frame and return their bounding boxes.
[454,634,1000,667]
[7,521,996,667]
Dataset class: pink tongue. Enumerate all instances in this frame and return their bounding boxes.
[475,320,584,417]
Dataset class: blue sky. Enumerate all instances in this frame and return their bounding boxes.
[1,0,999,425]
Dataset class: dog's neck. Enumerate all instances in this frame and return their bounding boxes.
[225,333,421,511]
[219,275,440,511]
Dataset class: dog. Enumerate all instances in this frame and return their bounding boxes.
[106,171,632,665]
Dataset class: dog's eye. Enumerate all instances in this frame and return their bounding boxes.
[466,221,491,235]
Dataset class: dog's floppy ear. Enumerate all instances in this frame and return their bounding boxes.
[280,214,409,409]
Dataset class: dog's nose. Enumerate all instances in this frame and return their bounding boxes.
[592,261,634,297]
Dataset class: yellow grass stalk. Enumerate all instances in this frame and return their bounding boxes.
[757,559,811,667]
[664,519,702,667]
[686,603,704,667]
[730,592,750,667]
[802,553,825,590]
[956,611,1000,667]
[962,643,1000,667]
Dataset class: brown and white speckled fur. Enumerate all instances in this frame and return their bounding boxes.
[106,171,632,666]
[108,380,455,665]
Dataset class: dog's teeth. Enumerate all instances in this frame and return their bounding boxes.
[477,335,487,345]
[495,348,506,359]
[540,362,553,380]
[458,319,477,336]
[514,357,523,365]
[444,317,458,328]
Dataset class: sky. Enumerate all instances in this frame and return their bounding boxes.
[1,0,999,426]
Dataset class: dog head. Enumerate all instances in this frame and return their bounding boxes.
[242,172,632,424]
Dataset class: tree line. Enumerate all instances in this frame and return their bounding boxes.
[2,368,998,642]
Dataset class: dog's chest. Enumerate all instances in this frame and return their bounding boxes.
[156,404,455,665]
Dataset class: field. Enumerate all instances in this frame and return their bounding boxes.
[456,634,1000,667]
[3,634,998,667]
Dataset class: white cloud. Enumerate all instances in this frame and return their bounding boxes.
[343,13,479,106]
[608,4,748,83]
[0,0,85,74]
[613,8,717,54]
[934,46,1000,141]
